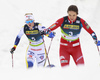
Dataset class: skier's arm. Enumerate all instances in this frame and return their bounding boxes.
[48,17,64,31]
[10,27,24,53]
[40,18,64,36]
[38,24,55,38]
[81,18,98,43]
[14,27,24,47]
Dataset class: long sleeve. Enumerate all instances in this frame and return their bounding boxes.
[48,17,64,31]
[14,27,24,47]
[81,18,97,42]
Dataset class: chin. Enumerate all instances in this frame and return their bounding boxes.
[71,19,74,21]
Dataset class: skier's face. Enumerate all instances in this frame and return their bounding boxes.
[26,19,34,29]
[68,11,77,21]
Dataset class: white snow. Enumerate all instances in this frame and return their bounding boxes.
[0,0,100,80]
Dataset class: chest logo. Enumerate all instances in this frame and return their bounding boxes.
[26,30,38,35]
[63,24,79,30]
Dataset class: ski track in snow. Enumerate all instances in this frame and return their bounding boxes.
[0,0,100,80]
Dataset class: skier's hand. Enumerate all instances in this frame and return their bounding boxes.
[48,32,56,38]
[40,28,51,35]
[39,30,45,35]
[97,40,100,46]
[10,47,16,54]
[45,28,51,34]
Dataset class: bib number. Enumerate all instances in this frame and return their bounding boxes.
[31,37,36,41]
[69,31,73,36]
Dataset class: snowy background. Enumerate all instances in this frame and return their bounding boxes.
[0,0,100,80]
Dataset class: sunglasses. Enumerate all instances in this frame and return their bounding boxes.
[26,20,33,24]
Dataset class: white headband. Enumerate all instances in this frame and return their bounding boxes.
[25,15,34,21]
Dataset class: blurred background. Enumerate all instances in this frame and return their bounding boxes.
[0,0,100,80]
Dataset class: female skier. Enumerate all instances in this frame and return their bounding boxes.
[10,13,55,68]
[43,5,100,67]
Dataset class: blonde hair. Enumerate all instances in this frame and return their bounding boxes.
[25,13,33,16]
[25,13,34,21]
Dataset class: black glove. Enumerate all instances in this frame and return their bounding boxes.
[39,30,46,35]
[39,28,51,35]
[10,47,16,54]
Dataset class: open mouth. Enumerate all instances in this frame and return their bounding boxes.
[29,24,31,26]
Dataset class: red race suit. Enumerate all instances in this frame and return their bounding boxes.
[48,16,97,67]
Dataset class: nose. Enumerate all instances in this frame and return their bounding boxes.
[70,16,74,19]
[28,22,31,24]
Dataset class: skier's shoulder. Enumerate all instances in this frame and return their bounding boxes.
[34,22,45,28]
[34,22,44,28]
[33,22,45,30]
[77,16,85,22]
[56,16,64,24]
[63,16,68,19]
[58,16,64,21]
[23,24,28,28]
[34,22,40,26]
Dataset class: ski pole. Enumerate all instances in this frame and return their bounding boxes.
[43,37,55,67]
[46,38,54,66]
[47,32,56,55]
[12,54,14,68]
[47,38,53,55]
[42,36,51,66]
[46,38,55,67]
[97,46,100,55]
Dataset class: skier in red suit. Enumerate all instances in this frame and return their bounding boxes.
[44,5,99,67]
